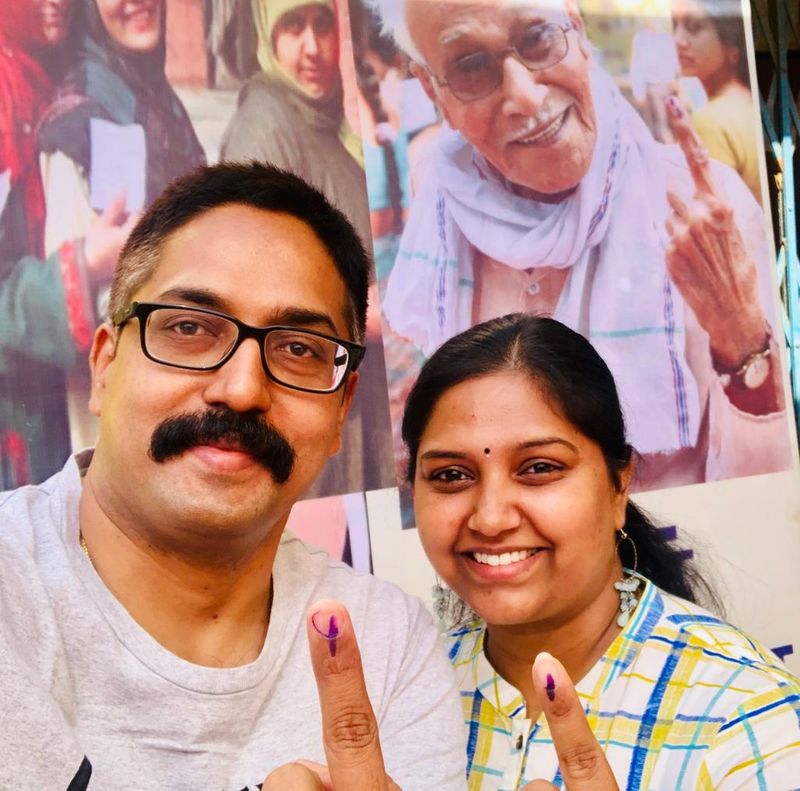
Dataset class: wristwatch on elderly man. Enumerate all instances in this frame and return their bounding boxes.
[711,332,773,391]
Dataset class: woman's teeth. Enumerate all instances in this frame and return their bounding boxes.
[472,549,537,566]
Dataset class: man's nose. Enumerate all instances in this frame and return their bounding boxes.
[201,338,272,414]
[466,478,522,537]
[500,57,548,118]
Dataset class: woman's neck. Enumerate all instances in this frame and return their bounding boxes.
[483,581,623,718]
[702,70,744,101]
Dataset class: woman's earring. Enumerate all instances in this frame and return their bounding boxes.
[432,574,450,622]
[614,528,642,628]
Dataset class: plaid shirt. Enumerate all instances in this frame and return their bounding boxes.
[447,577,800,790]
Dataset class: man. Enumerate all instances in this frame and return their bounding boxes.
[373,0,791,490]
[0,162,465,788]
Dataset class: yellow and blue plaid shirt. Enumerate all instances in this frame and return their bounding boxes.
[446,577,800,790]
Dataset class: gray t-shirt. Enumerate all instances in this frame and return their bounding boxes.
[0,451,467,789]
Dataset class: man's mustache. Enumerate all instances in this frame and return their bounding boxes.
[149,408,296,483]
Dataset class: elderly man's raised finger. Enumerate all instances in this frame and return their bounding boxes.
[531,653,619,790]
[306,600,390,791]
[665,95,717,198]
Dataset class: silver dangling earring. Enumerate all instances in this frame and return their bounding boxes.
[431,575,476,630]
[432,574,450,623]
[614,528,642,628]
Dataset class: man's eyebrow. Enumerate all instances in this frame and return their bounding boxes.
[155,287,226,310]
[419,438,579,460]
[152,289,342,335]
[270,307,340,336]
[438,6,549,47]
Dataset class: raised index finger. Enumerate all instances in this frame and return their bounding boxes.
[531,653,618,790]
[306,600,389,791]
[665,95,717,198]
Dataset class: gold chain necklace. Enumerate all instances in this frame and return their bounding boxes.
[79,532,93,564]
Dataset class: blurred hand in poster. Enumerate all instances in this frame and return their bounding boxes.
[663,95,767,370]
[262,601,400,791]
[520,653,618,791]
[84,191,140,284]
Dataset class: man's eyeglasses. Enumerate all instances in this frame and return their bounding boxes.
[113,302,366,394]
[432,22,572,102]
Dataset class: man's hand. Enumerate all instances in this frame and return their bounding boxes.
[663,96,769,370]
[522,653,618,791]
[83,192,140,283]
[262,600,400,790]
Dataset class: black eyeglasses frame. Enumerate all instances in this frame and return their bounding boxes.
[112,301,366,395]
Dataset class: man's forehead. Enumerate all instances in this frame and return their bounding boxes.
[410,0,567,23]
[408,0,569,52]
[133,205,349,328]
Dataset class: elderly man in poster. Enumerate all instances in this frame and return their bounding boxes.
[375,0,790,489]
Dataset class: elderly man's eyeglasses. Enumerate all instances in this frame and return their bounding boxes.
[434,22,572,102]
[113,302,365,394]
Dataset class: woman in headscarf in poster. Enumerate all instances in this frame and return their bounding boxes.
[0,0,132,488]
[221,0,371,247]
[35,0,206,449]
[221,0,396,499]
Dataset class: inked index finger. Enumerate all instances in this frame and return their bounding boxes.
[532,653,619,790]
[306,600,389,791]
[665,95,717,197]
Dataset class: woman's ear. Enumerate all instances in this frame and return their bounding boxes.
[614,459,634,530]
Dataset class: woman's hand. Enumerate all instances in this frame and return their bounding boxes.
[84,191,140,283]
[261,601,400,791]
[521,653,619,791]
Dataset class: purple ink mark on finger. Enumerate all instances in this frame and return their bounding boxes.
[328,615,339,657]
[546,673,556,702]
[666,95,683,119]
[311,610,341,656]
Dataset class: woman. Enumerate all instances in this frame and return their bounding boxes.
[349,0,409,297]
[220,0,370,247]
[673,0,761,201]
[35,0,205,448]
[403,314,800,789]
[0,0,99,488]
[221,0,396,500]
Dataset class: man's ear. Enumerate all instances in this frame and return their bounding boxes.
[328,371,359,456]
[88,323,117,417]
[564,0,590,57]
[410,61,443,109]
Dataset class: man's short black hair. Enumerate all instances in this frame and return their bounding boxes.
[109,161,371,341]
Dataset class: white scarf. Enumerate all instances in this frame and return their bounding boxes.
[383,66,700,455]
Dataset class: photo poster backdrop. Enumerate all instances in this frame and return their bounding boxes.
[0,0,797,672]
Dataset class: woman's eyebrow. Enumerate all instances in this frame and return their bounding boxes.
[516,438,579,453]
[420,438,578,461]
[419,449,469,461]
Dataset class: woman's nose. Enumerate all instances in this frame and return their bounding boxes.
[467,480,522,537]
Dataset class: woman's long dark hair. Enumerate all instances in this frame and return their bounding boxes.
[403,314,720,612]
